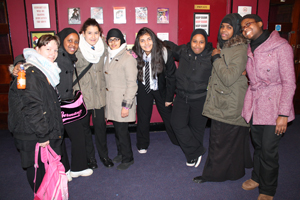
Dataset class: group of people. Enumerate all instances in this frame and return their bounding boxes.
[8,13,296,200]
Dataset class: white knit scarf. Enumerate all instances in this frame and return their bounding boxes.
[107,43,127,63]
[79,34,104,63]
[23,48,61,88]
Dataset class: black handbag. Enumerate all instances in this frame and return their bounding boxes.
[60,63,92,124]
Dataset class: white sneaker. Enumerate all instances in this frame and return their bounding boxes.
[194,155,202,168]
[70,168,93,178]
[137,149,147,154]
[66,170,72,182]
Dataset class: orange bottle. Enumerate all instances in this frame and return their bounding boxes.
[17,64,26,89]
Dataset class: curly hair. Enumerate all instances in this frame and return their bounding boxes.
[132,27,165,82]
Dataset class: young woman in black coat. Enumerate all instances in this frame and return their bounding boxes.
[132,27,179,154]
[165,29,213,167]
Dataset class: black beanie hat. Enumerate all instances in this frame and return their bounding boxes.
[242,14,262,23]
[218,13,242,48]
[106,28,125,45]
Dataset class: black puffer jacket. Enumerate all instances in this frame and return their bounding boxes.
[8,64,64,143]
[165,41,213,99]
[56,48,75,100]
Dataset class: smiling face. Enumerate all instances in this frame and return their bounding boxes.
[139,33,153,55]
[241,19,263,40]
[36,40,58,63]
[191,34,206,54]
[82,25,100,46]
[63,33,79,54]
[220,23,234,41]
[108,37,121,50]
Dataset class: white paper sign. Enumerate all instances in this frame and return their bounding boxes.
[238,6,252,17]
[32,4,50,28]
[114,7,126,24]
[157,33,169,41]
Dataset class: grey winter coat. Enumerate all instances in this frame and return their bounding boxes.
[202,35,249,127]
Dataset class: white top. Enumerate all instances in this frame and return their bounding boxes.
[142,52,158,91]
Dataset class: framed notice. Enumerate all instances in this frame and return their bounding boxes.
[91,7,103,24]
[30,31,55,48]
[114,7,126,24]
[68,8,81,24]
[32,4,50,28]
[194,13,210,36]
[135,7,148,24]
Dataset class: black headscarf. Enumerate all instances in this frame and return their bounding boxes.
[106,28,125,45]
[218,13,242,49]
[56,28,79,63]
[189,28,208,55]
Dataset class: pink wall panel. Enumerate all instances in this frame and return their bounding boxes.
[7,0,29,56]
[56,0,178,45]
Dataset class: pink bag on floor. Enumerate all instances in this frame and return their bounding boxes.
[34,143,68,200]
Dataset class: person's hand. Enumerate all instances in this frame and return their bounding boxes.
[165,102,172,107]
[13,63,21,76]
[275,116,288,135]
[39,140,50,148]
[121,107,129,118]
[242,70,247,76]
[211,48,221,56]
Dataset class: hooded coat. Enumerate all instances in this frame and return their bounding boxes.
[202,13,249,127]
[241,31,296,125]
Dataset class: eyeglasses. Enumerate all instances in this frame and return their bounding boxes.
[108,38,120,43]
[241,21,256,32]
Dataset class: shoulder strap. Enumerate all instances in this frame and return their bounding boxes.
[72,63,93,87]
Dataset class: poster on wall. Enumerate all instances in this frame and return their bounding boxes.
[91,7,103,24]
[32,4,50,28]
[135,7,148,24]
[114,7,126,24]
[68,8,81,24]
[157,8,169,24]
[157,33,169,41]
[238,6,252,17]
[194,13,210,36]
[30,31,55,48]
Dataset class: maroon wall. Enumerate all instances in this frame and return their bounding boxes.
[178,0,227,47]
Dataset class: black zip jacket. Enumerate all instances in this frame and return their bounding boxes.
[8,65,64,143]
[165,41,213,99]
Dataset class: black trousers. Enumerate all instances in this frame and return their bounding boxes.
[63,120,88,171]
[170,95,207,161]
[136,81,179,150]
[26,150,45,192]
[81,108,108,160]
[113,121,133,163]
[202,119,253,182]
[250,121,282,196]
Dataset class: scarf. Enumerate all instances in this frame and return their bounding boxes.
[250,30,270,53]
[79,34,104,63]
[23,48,61,88]
[107,43,127,63]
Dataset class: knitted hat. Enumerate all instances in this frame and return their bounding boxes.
[106,28,125,45]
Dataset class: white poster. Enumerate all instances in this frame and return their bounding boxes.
[157,33,169,41]
[91,7,103,24]
[32,4,51,28]
[238,6,252,17]
[114,7,126,24]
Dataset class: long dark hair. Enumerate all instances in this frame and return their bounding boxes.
[132,27,165,82]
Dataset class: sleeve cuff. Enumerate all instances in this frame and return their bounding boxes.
[211,54,221,63]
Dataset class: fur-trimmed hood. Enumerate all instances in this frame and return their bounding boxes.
[220,35,247,49]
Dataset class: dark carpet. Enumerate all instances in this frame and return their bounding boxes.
[1,116,300,200]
